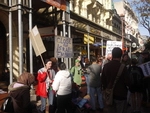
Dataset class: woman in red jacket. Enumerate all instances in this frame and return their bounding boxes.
[36,59,55,113]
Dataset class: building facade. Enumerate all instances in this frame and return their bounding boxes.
[0,0,132,79]
[114,0,140,51]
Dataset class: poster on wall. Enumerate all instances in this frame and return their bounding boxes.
[105,41,122,56]
[55,36,73,58]
[139,61,150,77]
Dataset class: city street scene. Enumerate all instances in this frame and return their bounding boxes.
[0,0,150,113]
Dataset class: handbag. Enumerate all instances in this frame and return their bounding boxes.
[103,64,125,106]
[1,96,14,112]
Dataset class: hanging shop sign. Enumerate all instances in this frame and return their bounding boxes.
[55,36,73,58]
[41,0,66,11]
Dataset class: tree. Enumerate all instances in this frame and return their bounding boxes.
[131,0,150,35]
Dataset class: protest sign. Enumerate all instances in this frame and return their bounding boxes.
[139,61,150,77]
[55,36,73,58]
[29,26,46,56]
[105,41,122,56]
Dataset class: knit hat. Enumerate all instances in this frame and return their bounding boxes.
[75,59,80,63]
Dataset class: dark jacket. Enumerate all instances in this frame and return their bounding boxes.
[8,82,32,113]
[101,60,130,100]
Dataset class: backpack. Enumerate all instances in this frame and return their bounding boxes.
[1,96,14,112]
[129,66,142,86]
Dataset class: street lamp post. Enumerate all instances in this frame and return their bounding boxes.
[121,15,125,54]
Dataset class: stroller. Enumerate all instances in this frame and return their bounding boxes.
[71,83,91,113]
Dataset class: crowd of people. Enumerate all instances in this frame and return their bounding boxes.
[3,48,150,113]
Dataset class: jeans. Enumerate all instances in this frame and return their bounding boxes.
[84,74,90,94]
[40,89,54,111]
[108,99,127,113]
[89,87,104,110]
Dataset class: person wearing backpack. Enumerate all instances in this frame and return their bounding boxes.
[128,58,144,113]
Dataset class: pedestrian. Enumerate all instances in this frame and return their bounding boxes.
[128,58,144,113]
[103,53,112,66]
[141,50,150,107]
[70,59,82,87]
[121,52,131,68]
[101,47,130,113]
[86,56,104,112]
[36,59,55,113]
[52,62,73,113]
[1,67,10,85]
[82,57,91,95]
[8,72,35,113]
[121,53,131,105]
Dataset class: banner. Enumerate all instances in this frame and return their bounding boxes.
[105,41,122,56]
[29,26,46,56]
[42,0,66,11]
[55,36,73,58]
[139,61,150,77]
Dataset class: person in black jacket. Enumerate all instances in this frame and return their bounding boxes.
[128,58,144,113]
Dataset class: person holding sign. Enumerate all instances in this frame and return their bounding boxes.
[36,59,55,113]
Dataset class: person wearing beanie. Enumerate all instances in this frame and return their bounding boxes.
[70,59,82,86]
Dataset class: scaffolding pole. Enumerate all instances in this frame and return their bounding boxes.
[9,0,13,84]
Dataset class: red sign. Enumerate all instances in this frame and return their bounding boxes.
[42,0,66,11]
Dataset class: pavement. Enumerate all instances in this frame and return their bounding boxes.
[0,81,150,113]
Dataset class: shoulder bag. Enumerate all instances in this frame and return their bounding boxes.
[103,64,125,106]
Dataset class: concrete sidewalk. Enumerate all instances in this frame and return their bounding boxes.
[1,82,150,113]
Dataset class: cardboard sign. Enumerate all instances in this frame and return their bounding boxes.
[139,61,150,77]
[29,26,46,56]
[105,41,122,56]
[55,36,73,58]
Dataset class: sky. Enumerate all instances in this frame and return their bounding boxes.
[113,0,149,36]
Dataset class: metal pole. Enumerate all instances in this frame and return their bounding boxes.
[101,38,104,57]
[9,0,13,84]
[68,22,71,69]
[62,11,69,69]
[87,25,90,60]
[29,0,33,74]
[122,17,124,54]
[18,0,23,74]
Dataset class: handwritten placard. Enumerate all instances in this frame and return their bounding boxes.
[105,41,122,56]
[55,36,73,58]
[29,26,46,56]
[139,61,150,77]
